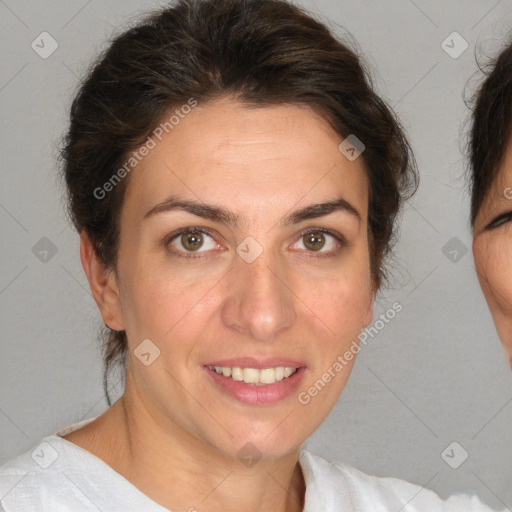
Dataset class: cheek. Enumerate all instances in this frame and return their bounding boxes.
[117,258,195,341]
[474,237,512,316]
[474,236,512,359]
[302,265,373,350]
[319,275,371,323]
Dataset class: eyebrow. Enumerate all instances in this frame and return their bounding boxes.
[143,195,361,226]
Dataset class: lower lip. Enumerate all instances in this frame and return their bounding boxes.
[204,366,306,405]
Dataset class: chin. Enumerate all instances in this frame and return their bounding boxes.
[208,423,307,463]
[493,322,512,368]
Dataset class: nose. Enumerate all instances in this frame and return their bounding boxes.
[221,249,297,342]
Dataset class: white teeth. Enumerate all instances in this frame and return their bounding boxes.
[259,368,275,384]
[231,367,244,381]
[284,367,295,378]
[243,368,260,383]
[209,365,298,385]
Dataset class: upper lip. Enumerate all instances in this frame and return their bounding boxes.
[205,358,306,369]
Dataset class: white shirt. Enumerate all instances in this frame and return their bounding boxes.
[0,416,501,511]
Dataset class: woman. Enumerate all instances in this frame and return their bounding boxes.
[470,39,512,369]
[0,0,493,510]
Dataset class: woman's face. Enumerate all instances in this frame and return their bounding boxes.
[473,138,512,365]
[108,97,374,460]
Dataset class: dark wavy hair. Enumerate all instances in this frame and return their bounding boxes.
[468,36,512,226]
[59,0,417,404]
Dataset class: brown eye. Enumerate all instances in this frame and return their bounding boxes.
[291,229,344,257]
[166,228,218,257]
[181,231,204,251]
[303,231,326,251]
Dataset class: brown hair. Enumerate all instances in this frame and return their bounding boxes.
[59,0,417,404]
[468,37,512,226]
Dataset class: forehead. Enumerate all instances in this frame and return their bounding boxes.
[123,98,369,221]
[495,142,512,188]
[480,141,512,209]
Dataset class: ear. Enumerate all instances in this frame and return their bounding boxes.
[362,282,377,329]
[80,230,124,331]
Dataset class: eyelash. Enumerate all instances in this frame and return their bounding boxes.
[486,211,512,230]
[164,226,345,259]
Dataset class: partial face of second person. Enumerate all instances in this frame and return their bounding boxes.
[94,97,375,461]
[473,137,512,365]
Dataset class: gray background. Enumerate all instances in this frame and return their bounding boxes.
[1,0,511,509]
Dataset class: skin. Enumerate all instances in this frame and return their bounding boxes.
[65,97,376,512]
[473,138,512,367]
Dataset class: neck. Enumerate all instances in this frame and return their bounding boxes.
[96,379,306,512]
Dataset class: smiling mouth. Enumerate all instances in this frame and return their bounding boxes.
[207,365,298,385]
